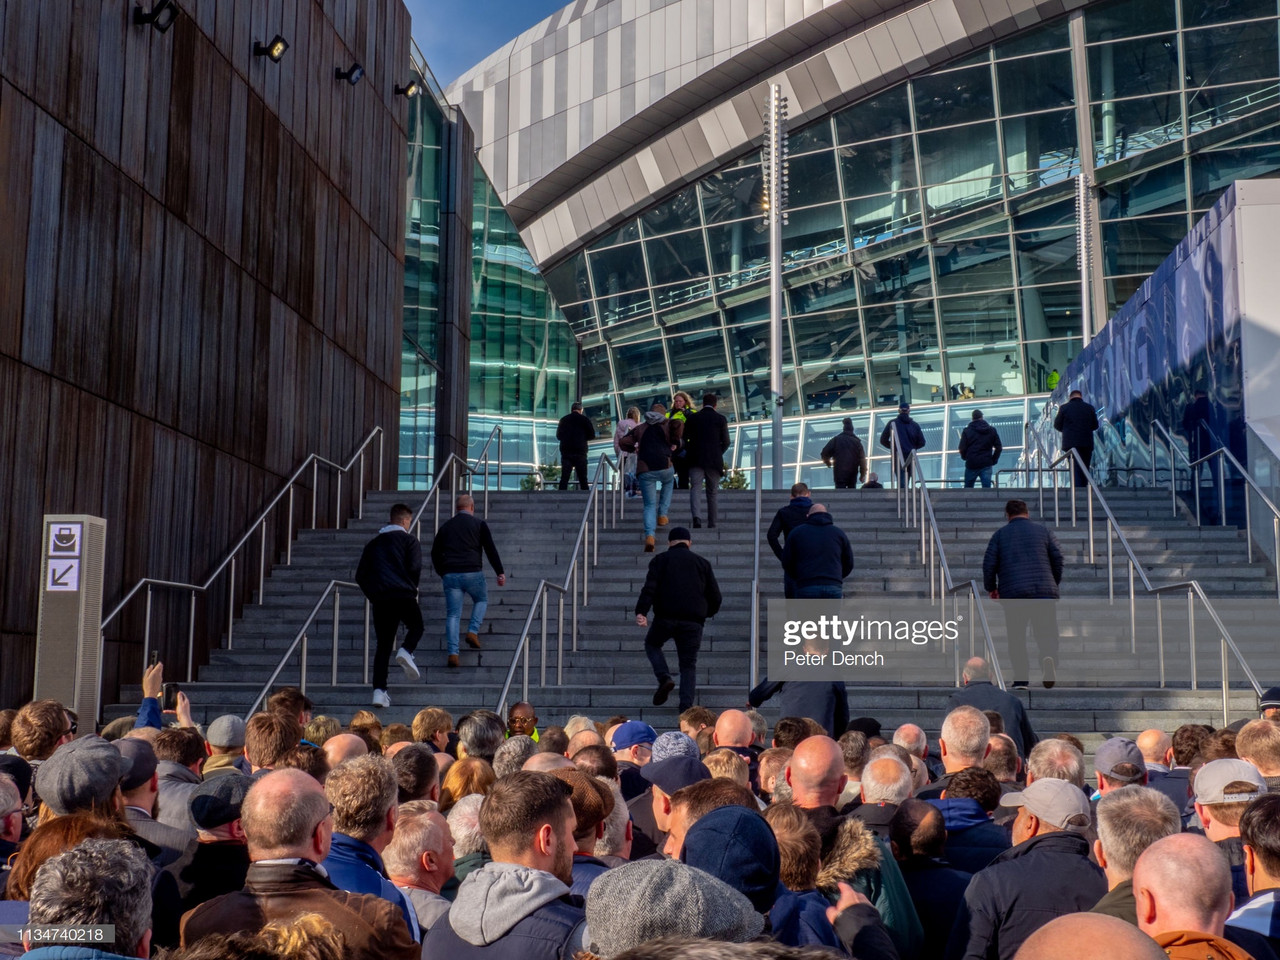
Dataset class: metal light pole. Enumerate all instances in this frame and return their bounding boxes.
[1076,172,1093,348]
[763,84,789,489]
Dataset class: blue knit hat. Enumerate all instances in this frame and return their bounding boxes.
[679,805,781,913]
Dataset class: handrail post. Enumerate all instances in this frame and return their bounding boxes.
[1244,477,1253,563]
[540,589,548,689]
[142,585,153,669]
[1107,520,1114,603]
[332,588,341,686]
[377,429,384,490]
[335,473,343,529]
[1274,516,1279,602]
[1222,638,1230,727]
[557,591,565,686]
[286,485,295,565]
[571,560,579,655]
[363,600,371,685]
[258,518,267,605]
[311,460,318,529]
[227,557,236,649]
[357,451,366,520]
[1128,560,1136,654]
[299,634,308,697]
[1086,471,1095,563]
[1218,455,1226,527]
[187,589,197,683]
[1189,587,1198,690]
[1157,591,1166,687]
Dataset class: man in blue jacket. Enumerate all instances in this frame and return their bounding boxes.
[982,499,1064,690]
[782,504,854,599]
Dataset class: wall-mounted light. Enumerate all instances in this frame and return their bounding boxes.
[335,63,365,85]
[254,35,289,62]
[395,80,422,98]
[133,0,178,32]
[967,361,977,371]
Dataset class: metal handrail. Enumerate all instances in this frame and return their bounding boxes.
[1151,419,1280,599]
[892,428,1007,689]
[748,424,765,689]
[100,426,385,684]
[411,426,506,536]
[242,579,371,719]
[495,452,623,713]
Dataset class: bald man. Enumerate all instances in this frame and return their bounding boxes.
[1133,833,1253,960]
[566,729,604,758]
[1014,913,1166,960]
[712,709,760,791]
[324,733,369,768]
[523,752,574,773]
[1136,730,1174,778]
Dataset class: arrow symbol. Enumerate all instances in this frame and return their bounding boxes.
[50,565,75,586]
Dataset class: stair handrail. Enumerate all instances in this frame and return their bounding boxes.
[748,424,765,689]
[1043,446,1262,722]
[410,425,506,536]
[891,428,1006,690]
[241,579,370,719]
[100,426,385,684]
[1151,419,1280,600]
[496,452,622,714]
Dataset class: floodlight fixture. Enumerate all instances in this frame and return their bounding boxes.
[335,63,365,85]
[133,0,178,32]
[254,35,289,62]
[396,80,423,98]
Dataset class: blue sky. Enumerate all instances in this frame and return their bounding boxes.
[405,0,567,88]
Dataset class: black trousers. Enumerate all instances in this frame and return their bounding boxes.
[560,453,589,490]
[644,617,703,711]
[1002,600,1059,684]
[1067,445,1093,486]
[371,595,424,690]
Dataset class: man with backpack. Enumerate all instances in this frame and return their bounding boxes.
[619,402,681,553]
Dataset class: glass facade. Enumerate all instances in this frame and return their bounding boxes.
[542,0,1280,486]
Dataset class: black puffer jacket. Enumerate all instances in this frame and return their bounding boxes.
[982,518,1063,599]
[635,543,722,623]
[822,428,867,485]
[356,527,422,601]
[959,419,1003,470]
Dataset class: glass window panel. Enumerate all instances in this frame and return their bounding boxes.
[645,229,709,288]
[1099,161,1188,219]
[735,422,802,477]
[613,339,671,408]
[859,248,934,306]
[1014,228,1080,286]
[597,287,654,326]
[934,235,1015,296]
[996,20,1071,57]
[787,150,840,209]
[1023,338,1084,391]
[914,65,996,130]
[791,306,863,363]
[834,85,912,145]
[848,192,924,247]
[1188,80,1280,135]
[789,270,860,316]
[924,177,1003,221]
[590,220,641,249]
[728,322,797,417]
[869,352,946,407]
[840,136,918,199]
[799,357,871,413]
[998,53,1075,115]
[544,252,592,305]
[1191,143,1280,209]
[652,277,715,314]
[804,415,872,459]
[589,241,647,295]
[1182,0,1278,28]
[1020,283,1085,341]
[1108,274,1147,313]
[700,166,763,225]
[938,291,1020,348]
[707,220,771,280]
[1184,20,1280,89]
[1004,110,1080,193]
[1093,94,1184,165]
[1085,0,1177,43]
[667,325,729,404]
[943,344,1026,400]
[1013,198,1077,231]
[790,118,835,155]
[782,203,846,269]
[864,301,938,355]
[1088,35,1180,102]
[641,183,702,237]
[1101,214,1192,278]
[580,345,616,425]
[918,124,1000,187]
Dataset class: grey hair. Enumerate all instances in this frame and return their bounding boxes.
[940,706,991,763]
[861,757,914,805]
[1096,786,1181,878]
[564,716,596,739]
[383,811,448,879]
[594,777,629,857]
[458,712,506,763]
[29,838,152,953]
[325,754,398,843]
[494,735,538,778]
[446,792,488,858]
[1028,738,1086,788]
[962,658,991,682]
[771,778,794,804]
[0,775,19,818]
[892,724,928,758]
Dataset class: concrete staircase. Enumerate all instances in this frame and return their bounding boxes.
[108,486,1280,755]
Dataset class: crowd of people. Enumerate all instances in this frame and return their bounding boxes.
[3,665,1280,960]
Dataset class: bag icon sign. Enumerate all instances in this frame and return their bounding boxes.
[54,527,76,547]
[49,523,82,556]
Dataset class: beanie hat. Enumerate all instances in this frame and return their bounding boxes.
[585,859,764,958]
[651,731,700,763]
[679,805,781,912]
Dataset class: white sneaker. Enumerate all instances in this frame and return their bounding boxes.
[372,689,391,708]
[395,647,421,681]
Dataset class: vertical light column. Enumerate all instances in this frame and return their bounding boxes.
[763,84,789,488]
[1076,171,1094,348]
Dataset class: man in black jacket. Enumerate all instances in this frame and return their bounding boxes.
[1053,390,1100,486]
[356,503,424,707]
[982,499,1064,690]
[959,410,1003,489]
[782,504,854,599]
[822,418,867,489]
[430,494,505,670]
[684,394,730,529]
[880,403,926,484]
[767,482,813,599]
[947,657,1039,758]
[556,402,596,490]
[634,527,722,711]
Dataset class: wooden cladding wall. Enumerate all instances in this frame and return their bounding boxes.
[0,0,410,711]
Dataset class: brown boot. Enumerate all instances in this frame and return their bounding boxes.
[657,515,669,526]
[644,536,655,552]
[465,632,481,649]
[447,654,459,668]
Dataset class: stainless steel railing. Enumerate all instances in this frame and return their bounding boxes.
[747,424,765,688]
[100,426,385,687]
[495,453,624,713]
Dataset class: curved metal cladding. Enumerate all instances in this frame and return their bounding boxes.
[449,0,1280,485]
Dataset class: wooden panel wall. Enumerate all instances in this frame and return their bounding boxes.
[0,0,412,711]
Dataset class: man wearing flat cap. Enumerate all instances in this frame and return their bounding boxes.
[202,715,251,780]
[179,773,254,912]
[949,777,1106,960]
[551,768,616,895]
[115,738,196,869]
[35,734,132,819]
[634,526,721,712]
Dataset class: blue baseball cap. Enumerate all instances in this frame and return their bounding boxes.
[611,721,658,750]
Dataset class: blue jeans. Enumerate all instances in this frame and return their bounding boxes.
[638,467,675,537]
[964,466,992,488]
[795,584,844,599]
[442,572,488,654]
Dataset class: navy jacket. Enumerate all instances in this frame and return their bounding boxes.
[1147,767,1193,812]
[946,681,1039,758]
[880,413,927,457]
[946,831,1106,960]
[929,798,1012,875]
[767,497,813,561]
[356,526,422,601]
[748,679,849,739]
[322,832,420,941]
[959,419,1003,470]
[684,405,731,472]
[430,512,504,576]
[782,513,854,588]
[635,543,722,623]
[901,855,973,960]
[1053,398,1099,452]
[555,411,595,455]
[982,518,1063,599]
